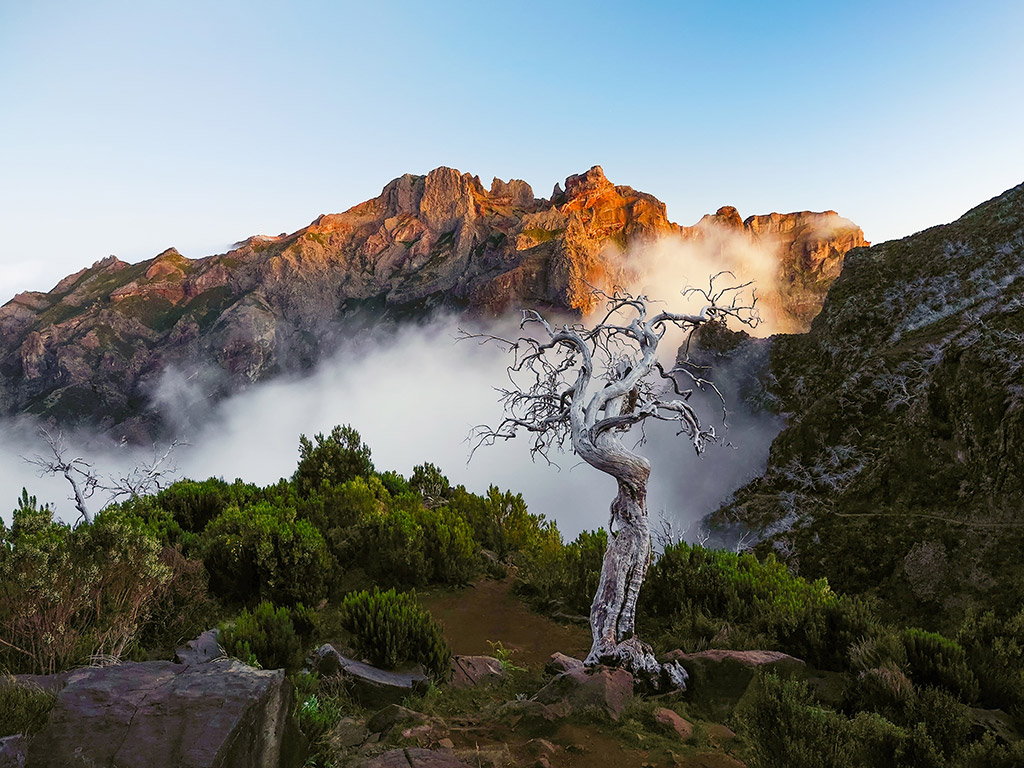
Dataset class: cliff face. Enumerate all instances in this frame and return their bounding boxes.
[0,166,865,440]
[708,181,1024,628]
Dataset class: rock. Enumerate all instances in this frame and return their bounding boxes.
[970,708,1021,745]
[21,659,304,768]
[497,699,561,729]
[329,717,368,749]
[360,748,472,768]
[0,735,26,768]
[527,738,557,756]
[367,704,428,734]
[708,724,738,743]
[449,655,505,689]
[173,628,222,666]
[544,652,583,676]
[653,708,693,741]
[312,644,428,708]
[532,665,634,721]
[667,648,810,720]
[453,746,512,768]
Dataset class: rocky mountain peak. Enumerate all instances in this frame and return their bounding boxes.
[0,165,868,440]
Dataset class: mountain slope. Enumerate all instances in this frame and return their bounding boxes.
[0,166,865,441]
[709,181,1024,627]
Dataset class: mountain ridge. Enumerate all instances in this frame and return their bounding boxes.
[0,165,866,441]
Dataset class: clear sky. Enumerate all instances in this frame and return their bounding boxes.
[1,0,1022,304]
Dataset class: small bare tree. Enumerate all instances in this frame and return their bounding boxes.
[25,427,181,524]
[466,276,758,689]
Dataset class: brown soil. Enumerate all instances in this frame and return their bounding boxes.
[419,577,591,668]
[417,579,749,767]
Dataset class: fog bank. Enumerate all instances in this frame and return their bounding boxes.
[1,317,780,539]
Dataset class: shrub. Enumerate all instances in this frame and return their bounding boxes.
[220,600,316,672]
[640,542,850,666]
[409,462,452,508]
[201,502,334,606]
[155,478,234,533]
[340,588,450,680]
[294,425,374,496]
[0,503,170,674]
[137,545,219,652]
[738,674,850,768]
[0,675,55,737]
[956,606,1024,714]
[901,628,979,703]
[418,506,477,585]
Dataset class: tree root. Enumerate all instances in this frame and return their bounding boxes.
[585,635,689,692]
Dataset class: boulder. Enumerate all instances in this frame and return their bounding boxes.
[21,659,304,768]
[449,656,505,690]
[328,717,368,749]
[667,648,840,721]
[653,708,693,741]
[360,748,472,768]
[367,705,428,735]
[532,665,634,721]
[970,708,1021,745]
[544,652,583,676]
[312,645,429,708]
[173,629,222,666]
[0,735,26,768]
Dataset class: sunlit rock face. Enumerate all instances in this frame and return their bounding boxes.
[0,166,865,440]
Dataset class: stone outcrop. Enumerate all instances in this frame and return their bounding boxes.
[0,165,866,441]
[359,748,472,768]
[18,658,304,768]
[312,644,429,708]
[448,655,505,689]
[531,665,634,721]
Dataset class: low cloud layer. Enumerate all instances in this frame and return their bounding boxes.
[0,313,781,540]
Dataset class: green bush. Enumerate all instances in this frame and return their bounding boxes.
[201,501,334,606]
[136,545,219,652]
[0,675,55,737]
[340,588,450,680]
[294,425,374,496]
[220,600,316,672]
[518,528,606,616]
[639,542,854,666]
[739,674,850,768]
[418,506,477,585]
[901,628,979,703]
[957,606,1024,714]
[0,500,170,674]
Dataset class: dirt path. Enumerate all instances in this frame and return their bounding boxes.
[419,577,590,668]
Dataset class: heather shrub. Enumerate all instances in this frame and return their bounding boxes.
[956,606,1024,714]
[0,675,55,737]
[137,545,219,652]
[340,588,450,680]
[418,506,477,585]
[201,501,333,606]
[901,627,979,703]
[294,425,374,496]
[220,600,316,672]
[0,498,170,673]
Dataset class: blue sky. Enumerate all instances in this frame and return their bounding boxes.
[1,0,1022,303]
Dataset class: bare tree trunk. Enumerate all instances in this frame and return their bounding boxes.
[578,430,688,691]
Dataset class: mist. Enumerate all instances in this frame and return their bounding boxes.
[0,311,781,540]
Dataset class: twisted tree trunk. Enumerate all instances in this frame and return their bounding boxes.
[578,400,688,691]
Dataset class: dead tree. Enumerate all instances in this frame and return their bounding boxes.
[25,427,180,525]
[466,276,759,690]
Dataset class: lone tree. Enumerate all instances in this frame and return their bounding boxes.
[467,276,759,690]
